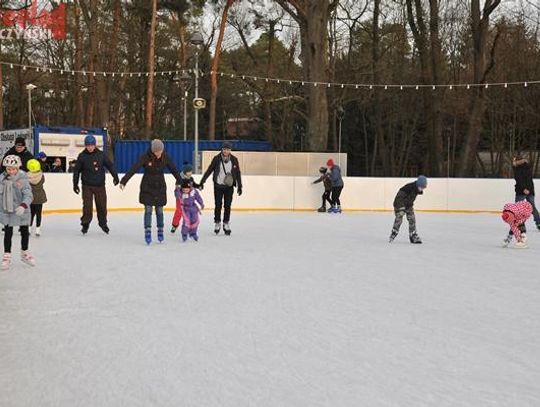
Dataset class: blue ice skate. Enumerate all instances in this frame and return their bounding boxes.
[157,228,164,243]
[181,233,188,242]
[145,228,152,245]
[189,232,199,241]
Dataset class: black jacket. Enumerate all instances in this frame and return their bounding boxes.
[73,148,119,188]
[120,150,181,207]
[393,181,423,209]
[2,146,34,172]
[513,162,535,195]
[314,174,332,191]
[200,153,242,189]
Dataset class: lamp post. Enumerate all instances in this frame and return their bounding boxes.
[44,89,54,126]
[336,106,345,167]
[26,84,37,131]
[191,31,204,173]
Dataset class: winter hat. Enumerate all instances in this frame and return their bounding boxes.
[416,175,428,188]
[27,159,41,173]
[326,159,334,167]
[151,139,164,153]
[182,164,193,173]
[15,137,26,146]
[3,155,22,168]
[84,135,96,145]
[180,180,191,189]
[319,166,327,174]
[501,210,514,223]
[37,151,47,159]
[222,141,232,150]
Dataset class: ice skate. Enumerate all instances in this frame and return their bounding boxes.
[223,222,231,236]
[1,253,11,270]
[144,228,152,245]
[157,228,164,243]
[502,234,512,248]
[514,240,528,249]
[214,222,221,235]
[189,232,199,241]
[35,226,41,237]
[181,233,188,242]
[81,223,89,235]
[327,206,336,213]
[389,229,398,243]
[21,251,35,266]
[409,232,422,244]
[335,205,342,213]
[170,226,177,234]
[317,205,326,213]
[100,224,110,234]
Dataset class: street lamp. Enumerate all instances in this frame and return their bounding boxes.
[44,89,54,126]
[191,31,204,173]
[336,106,345,167]
[26,84,37,131]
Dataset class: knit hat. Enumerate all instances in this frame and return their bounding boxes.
[15,137,26,146]
[84,135,96,145]
[501,210,514,223]
[222,141,232,150]
[37,151,47,159]
[416,175,428,188]
[182,164,193,173]
[151,139,164,153]
[319,166,327,174]
[326,159,334,167]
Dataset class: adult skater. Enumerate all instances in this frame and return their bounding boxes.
[119,139,182,245]
[389,175,427,244]
[199,142,242,235]
[1,137,34,172]
[326,159,344,213]
[512,154,540,231]
[73,135,119,234]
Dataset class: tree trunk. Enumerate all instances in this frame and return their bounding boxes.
[74,0,84,126]
[209,0,235,141]
[145,0,158,137]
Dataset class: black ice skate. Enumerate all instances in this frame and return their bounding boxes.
[223,222,231,236]
[81,223,89,234]
[409,232,422,244]
[317,206,326,213]
[100,224,109,234]
[389,229,398,243]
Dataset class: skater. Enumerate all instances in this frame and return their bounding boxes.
[502,200,533,248]
[179,181,204,242]
[1,136,34,172]
[313,166,332,212]
[73,135,119,234]
[326,159,344,213]
[26,159,47,236]
[389,175,427,244]
[0,155,35,269]
[170,163,200,233]
[119,139,182,245]
[199,142,242,235]
[512,154,540,231]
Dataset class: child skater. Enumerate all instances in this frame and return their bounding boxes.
[502,200,533,248]
[171,163,200,233]
[313,166,333,213]
[26,159,47,236]
[0,155,35,269]
[180,181,204,242]
[389,175,427,244]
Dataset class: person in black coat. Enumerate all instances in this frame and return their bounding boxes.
[199,141,242,235]
[1,136,34,172]
[73,135,119,234]
[389,175,427,244]
[513,154,540,230]
[120,139,181,244]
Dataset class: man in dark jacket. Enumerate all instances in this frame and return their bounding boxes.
[199,142,242,235]
[389,175,427,244]
[2,136,34,172]
[73,135,119,234]
[513,154,540,230]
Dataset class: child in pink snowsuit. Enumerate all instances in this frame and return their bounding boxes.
[180,181,204,241]
[502,200,533,248]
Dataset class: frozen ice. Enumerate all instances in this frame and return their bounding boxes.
[1,211,539,406]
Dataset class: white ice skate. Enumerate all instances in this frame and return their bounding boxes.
[21,251,36,266]
[35,227,41,237]
[514,241,528,249]
[1,253,12,270]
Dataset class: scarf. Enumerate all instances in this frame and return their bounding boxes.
[3,178,14,213]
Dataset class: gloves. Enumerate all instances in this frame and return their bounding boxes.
[113,177,119,186]
[15,205,26,216]
[199,182,204,190]
[238,187,243,196]
[73,185,80,194]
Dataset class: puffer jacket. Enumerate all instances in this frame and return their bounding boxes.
[0,170,33,226]
[27,171,47,204]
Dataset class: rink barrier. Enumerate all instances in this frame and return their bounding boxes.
[38,174,524,215]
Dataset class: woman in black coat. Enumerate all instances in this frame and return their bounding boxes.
[119,139,181,244]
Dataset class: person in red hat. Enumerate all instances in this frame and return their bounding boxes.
[326,158,344,213]
[502,200,533,248]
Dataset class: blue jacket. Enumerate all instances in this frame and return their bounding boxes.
[329,165,344,188]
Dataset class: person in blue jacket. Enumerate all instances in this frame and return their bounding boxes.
[326,159,344,213]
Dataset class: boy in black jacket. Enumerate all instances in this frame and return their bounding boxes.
[313,166,332,212]
[73,135,119,234]
[389,175,427,244]
[513,154,540,231]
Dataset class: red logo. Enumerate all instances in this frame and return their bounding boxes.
[0,2,66,40]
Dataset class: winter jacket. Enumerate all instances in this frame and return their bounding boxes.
[393,181,423,209]
[73,148,119,188]
[329,165,344,188]
[513,161,535,196]
[181,188,204,211]
[314,174,332,191]
[120,150,181,207]
[27,171,47,204]
[503,200,533,240]
[1,147,34,172]
[0,170,33,226]
[200,153,242,189]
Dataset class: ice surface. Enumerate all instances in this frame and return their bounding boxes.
[1,211,539,407]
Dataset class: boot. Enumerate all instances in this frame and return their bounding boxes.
[144,228,152,245]
[21,251,35,266]
[1,253,11,270]
[409,232,422,244]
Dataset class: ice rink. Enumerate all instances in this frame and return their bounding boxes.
[1,211,539,407]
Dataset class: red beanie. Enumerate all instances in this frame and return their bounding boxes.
[326,159,334,167]
[501,211,514,223]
